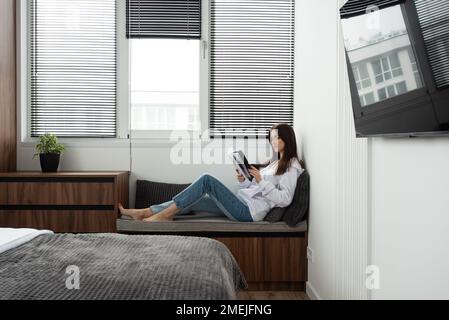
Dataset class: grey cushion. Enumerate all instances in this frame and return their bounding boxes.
[118,212,307,234]
[263,207,286,223]
[263,170,310,226]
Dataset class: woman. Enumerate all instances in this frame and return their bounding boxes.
[119,123,304,222]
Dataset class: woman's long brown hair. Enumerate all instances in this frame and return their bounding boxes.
[269,123,305,175]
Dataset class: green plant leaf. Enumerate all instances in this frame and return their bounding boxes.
[34,133,65,157]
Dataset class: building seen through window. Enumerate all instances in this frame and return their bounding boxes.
[342,5,424,108]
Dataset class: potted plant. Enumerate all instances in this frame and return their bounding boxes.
[33,133,65,172]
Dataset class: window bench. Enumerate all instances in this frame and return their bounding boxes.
[117,213,308,291]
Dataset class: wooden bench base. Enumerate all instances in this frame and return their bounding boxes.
[214,234,308,291]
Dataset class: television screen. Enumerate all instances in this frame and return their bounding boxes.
[340,0,449,137]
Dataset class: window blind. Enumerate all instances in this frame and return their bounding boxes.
[415,0,449,89]
[210,0,294,138]
[30,0,116,137]
[126,0,201,39]
[340,0,402,19]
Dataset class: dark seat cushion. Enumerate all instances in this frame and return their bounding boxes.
[263,170,310,226]
[263,207,285,223]
[135,180,190,209]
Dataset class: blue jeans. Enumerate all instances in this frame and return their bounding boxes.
[150,173,253,222]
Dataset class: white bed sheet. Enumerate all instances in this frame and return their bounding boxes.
[0,228,53,254]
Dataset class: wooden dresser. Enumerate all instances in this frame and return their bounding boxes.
[0,171,129,233]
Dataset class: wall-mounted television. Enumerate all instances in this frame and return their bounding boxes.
[340,0,449,137]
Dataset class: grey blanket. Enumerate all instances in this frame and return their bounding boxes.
[0,233,247,300]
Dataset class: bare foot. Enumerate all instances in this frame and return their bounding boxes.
[142,203,180,222]
[118,203,153,220]
[143,214,173,222]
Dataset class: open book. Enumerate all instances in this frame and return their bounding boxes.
[230,150,253,181]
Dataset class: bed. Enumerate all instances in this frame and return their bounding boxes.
[0,228,247,300]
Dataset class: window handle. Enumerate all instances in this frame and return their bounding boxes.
[202,40,208,59]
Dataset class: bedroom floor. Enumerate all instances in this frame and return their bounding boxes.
[238,291,309,300]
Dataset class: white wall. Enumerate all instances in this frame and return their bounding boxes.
[17,146,130,172]
[295,0,338,300]
[129,141,272,207]
[370,138,449,299]
[296,0,371,300]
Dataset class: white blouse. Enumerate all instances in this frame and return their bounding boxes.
[236,158,304,221]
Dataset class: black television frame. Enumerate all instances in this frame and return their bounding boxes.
[342,0,449,138]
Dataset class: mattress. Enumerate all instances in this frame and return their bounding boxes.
[0,229,247,300]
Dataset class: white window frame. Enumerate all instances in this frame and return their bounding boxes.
[18,0,210,148]
[122,0,209,142]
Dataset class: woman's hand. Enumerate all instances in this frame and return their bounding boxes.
[236,169,245,183]
[249,166,262,183]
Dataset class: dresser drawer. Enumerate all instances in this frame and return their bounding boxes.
[0,182,115,205]
[0,210,116,233]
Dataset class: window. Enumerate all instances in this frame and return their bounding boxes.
[209,0,295,138]
[30,0,116,137]
[360,92,375,107]
[130,39,200,131]
[341,4,423,107]
[353,64,372,90]
[126,0,201,39]
[377,81,407,101]
[29,0,294,140]
[396,81,407,94]
[126,0,201,133]
[371,53,403,84]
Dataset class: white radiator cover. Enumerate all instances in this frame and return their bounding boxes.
[333,0,370,299]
